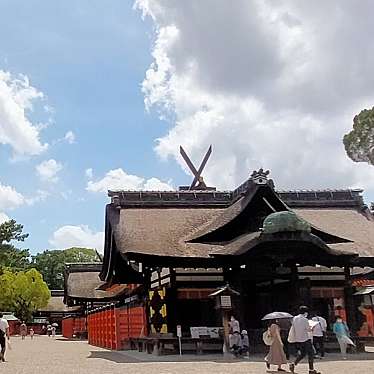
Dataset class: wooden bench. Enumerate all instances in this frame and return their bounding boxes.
[129,335,223,355]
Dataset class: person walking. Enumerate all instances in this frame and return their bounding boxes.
[265,320,287,372]
[289,306,320,374]
[0,313,10,362]
[51,325,56,338]
[20,321,27,340]
[333,316,355,359]
[29,328,34,340]
[312,313,327,358]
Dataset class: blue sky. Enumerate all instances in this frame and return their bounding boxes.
[1,1,374,254]
[0,1,188,253]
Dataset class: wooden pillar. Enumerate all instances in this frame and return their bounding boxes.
[299,277,313,307]
[143,267,152,336]
[222,310,230,354]
[344,266,358,335]
[165,268,177,334]
[270,277,275,311]
[290,264,300,312]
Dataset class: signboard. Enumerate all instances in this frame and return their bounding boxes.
[190,326,221,338]
[220,295,232,309]
[176,325,182,338]
[177,324,182,355]
[190,326,208,338]
[207,327,220,338]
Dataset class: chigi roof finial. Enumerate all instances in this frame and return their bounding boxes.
[179,145,216,191]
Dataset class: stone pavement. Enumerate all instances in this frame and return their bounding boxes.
[1,336,374,374]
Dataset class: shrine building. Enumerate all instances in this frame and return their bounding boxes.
[93,168,374,349]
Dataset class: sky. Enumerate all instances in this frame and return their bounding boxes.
[1,1,374,254]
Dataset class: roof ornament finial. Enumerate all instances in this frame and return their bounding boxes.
[179,145,216,191]
[250,168,270,184]
[249,168,275,189]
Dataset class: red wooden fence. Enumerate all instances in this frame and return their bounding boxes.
[87,304,147,350]
[62,316,86,339]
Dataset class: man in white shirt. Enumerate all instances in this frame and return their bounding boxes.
[0,313,10,362]
[289,306,320,374]
[312,313,327,358]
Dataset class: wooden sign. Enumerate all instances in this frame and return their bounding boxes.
[220,295,232,309]
[176,325,182,338]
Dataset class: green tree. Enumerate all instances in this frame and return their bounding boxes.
[32,247,101,289]
[0,268,50,321]
[0,220,29,243]
[0,219,30,271]
[343,106,374,165]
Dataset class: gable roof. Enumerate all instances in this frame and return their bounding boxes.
[101,172,374,280]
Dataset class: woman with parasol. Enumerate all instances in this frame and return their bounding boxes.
[263,312,292,372]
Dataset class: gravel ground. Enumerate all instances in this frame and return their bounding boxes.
[1,336,374,374]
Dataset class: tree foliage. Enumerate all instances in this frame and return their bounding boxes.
[0,219,30,271]
[0,245,30,271]
[0,268,50,321]
[32,247,101,289]
[343,106,374,165]
[0,219,29,243]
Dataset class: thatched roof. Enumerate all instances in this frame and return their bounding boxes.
[107,190,370,259]
[64,263,128,302]
[111,206,223,258]
[66,270,127,299]
[38,296,80,313]
[295,209,374,257]
[101,173,374,281]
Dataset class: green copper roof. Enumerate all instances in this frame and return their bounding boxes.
[263,211,311,234]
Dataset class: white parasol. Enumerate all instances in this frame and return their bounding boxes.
[261,312,293,320]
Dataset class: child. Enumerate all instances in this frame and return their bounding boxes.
[29,328,34,340]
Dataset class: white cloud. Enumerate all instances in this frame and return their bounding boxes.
[36,159,63,183]
[143,177,174,191]
[0,182,49,212]
[49,225,104,252]
[85,168,93,179]
[64,130,76,144]
[0,212,10,224]
[0,70,48,156]
[26,189,49,206]
[135,1,374,196]
[86,168,173,192]
[0,183,25,210]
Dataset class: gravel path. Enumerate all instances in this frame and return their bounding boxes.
[1,335,374,374]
